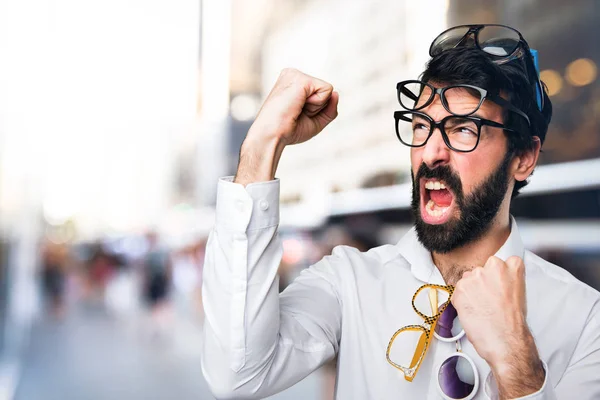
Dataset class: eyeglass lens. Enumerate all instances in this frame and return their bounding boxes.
[398,82,484,116]
[413,286,450,317]
[397,112,480,152]
[438,354,477,399]
[434,303,463,340]
[387,328,428,371]
[477,26,521,57]
[431,26,470,56]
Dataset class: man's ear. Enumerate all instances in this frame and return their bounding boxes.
[512,137,541,182]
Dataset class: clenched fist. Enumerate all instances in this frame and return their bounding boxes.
[452,256,545,398]
[250,68,339,145]
[235,69,339,185]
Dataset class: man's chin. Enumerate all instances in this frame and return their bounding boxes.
[414,216,462,254]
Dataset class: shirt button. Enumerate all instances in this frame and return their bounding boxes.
[259,200,269,211]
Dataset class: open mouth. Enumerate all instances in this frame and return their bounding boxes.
[420,179,456,225]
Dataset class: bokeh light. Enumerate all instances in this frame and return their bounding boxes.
[540,69,563,96]
[565,58,597,87]
[230,93,261,121]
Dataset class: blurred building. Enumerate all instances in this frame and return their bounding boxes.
[217,0,600,288]
[260,0,448,204]
[0,1,201,395]
[448,0,600,165]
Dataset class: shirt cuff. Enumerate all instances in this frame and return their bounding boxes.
[215,176,280,232]
[485,361,552,400]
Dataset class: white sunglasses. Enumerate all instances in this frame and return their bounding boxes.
[434,302,480,400]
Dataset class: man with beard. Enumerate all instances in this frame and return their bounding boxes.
[200,32,600,399]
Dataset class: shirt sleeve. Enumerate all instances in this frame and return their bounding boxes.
[201,177,342,400]
[494,298,600,400]
[553,298,600,399]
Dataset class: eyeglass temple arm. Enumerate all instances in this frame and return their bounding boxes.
[429,287,438,314]
[491,96,531,126]
[406,288,438,369]
[410,332,429,369]
[492,46,544,112]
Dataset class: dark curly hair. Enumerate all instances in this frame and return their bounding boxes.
[420,46,553,198]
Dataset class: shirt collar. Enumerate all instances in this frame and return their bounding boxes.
[396,226,439,283]
[396,216,525,284]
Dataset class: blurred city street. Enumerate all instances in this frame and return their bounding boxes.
[15,304,209,400]
[14,302,320,400]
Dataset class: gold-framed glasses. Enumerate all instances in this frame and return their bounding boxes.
[386,284,455,381]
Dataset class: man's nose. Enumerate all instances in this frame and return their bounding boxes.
[421,127,451,169]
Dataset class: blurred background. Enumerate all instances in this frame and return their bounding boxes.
[0,0,598,399]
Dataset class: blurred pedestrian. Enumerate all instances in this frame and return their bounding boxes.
[87,243,116,303]
[40,241,67,318]
[142,232,172,339]
[172,243,201,318]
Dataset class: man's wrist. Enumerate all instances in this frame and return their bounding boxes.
[490,332,546,399]
[234,133,285,186]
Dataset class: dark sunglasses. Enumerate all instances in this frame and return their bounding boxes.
[429,24,544,111]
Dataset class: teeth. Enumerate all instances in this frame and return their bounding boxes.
[426,199,448,218]
[427,199,434,210]
[425,180,446,191]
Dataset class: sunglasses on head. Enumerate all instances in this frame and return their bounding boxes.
[429,24,545,112]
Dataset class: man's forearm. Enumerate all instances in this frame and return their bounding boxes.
[491,332,546,399]
[234,132,285,186]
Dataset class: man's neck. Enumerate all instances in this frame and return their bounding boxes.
[433,215,512,286]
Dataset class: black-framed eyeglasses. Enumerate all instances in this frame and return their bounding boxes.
[394,110,520,153]
[396,80,531,126]
[428,24,544,111]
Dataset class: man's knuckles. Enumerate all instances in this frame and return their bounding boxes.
[279,67,301,79]
[506,256,525,275]
[484,256,505,270]
[454,276,473,296]
[278,68,333,101]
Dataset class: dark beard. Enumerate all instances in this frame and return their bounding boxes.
[411,153,512,254]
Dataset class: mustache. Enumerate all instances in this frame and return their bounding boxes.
[414,163,463,197]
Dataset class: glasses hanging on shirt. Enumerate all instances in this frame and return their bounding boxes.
[434,302,480,400]
[386,284,480,399]
[386,284,454,381]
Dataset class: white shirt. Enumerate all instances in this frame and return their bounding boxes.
[201,177,600,399]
